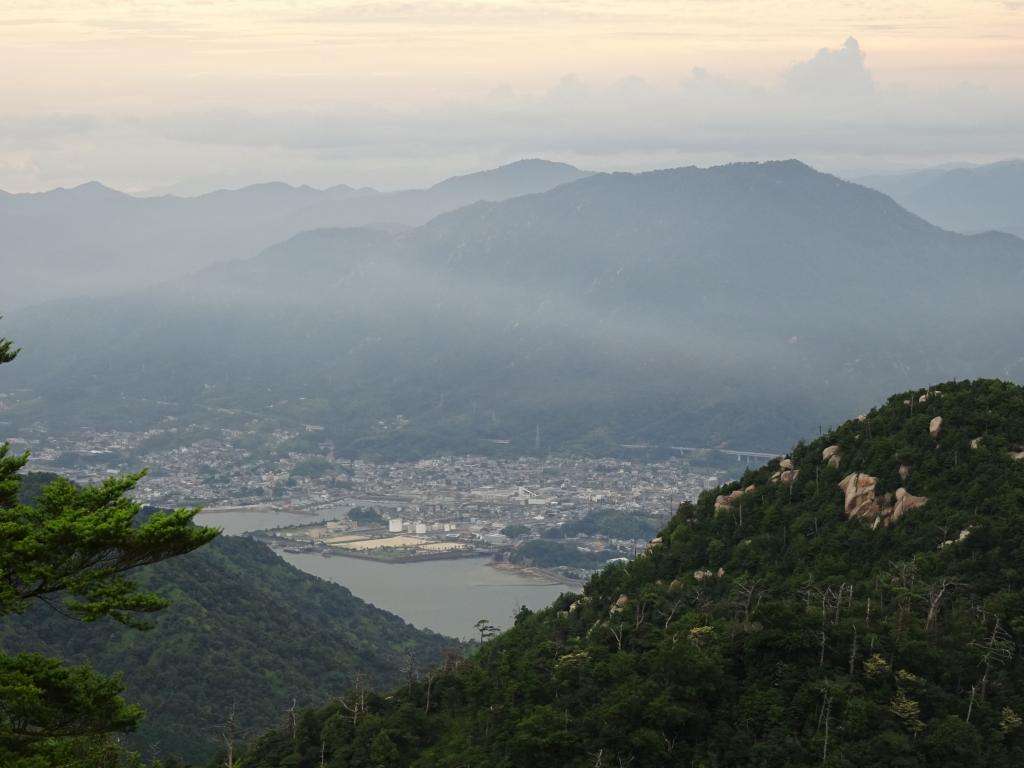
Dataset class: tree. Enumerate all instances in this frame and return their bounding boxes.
[0,332,218,765]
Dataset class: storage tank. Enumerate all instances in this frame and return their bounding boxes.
[388,517,403,533]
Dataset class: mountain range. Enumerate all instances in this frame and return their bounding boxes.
[0,159,590,310]
[858,160,1024,238]
[5,160,1024,458]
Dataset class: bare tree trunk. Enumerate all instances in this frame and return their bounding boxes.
[424,672,435,715]
[609,623,624,652]
[821,689,833,766]
[221,702,237,768]
[848,624,859,677]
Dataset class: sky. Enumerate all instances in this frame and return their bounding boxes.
[1,0,1022,193]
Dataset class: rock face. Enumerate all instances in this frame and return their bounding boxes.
[838,473,928,528]
[899,464,911,481]
[772,469,799,484]
[971,437,983,450]
[940,528,973,549]
[1011,451,1024,461]
[929,416,943,438]
[771,458,799,484]
[891,488,928,524]
[838,473,883,523]
[714,485,756,512]
[693,567,726,582]
[609,594,629,615]
[822,445,842,468]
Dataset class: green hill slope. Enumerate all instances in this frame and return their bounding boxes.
[0,517,458,764]
[234,379,1024,767]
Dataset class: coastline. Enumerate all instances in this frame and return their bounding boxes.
[488,560,582,588]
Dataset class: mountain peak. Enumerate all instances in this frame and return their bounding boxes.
[46,181,128,201]
[429,158,591,198]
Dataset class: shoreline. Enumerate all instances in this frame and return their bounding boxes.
[488,560,582,588]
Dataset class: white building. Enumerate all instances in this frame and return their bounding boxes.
[388,517,403,533]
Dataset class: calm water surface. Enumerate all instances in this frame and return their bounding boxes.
[195,507,346,535]
[278,550,573,640]
[195,506,574,639]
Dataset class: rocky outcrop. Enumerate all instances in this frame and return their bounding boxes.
[715,485,756,512]
[838,473,928,528]
[771,458,799,484]
[1011,451,1024,461]
[609,594,629,615]
[693,567,725,582]
[940,528,973,549]
[929,416,943,438]
[971,437,983,450]
[899,464,911,481]
[772,469,799,484]
[838,473,883,523]
[891,488,928,524]
[822,445,842,468]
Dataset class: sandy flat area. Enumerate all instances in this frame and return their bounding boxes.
[335,535,427,550]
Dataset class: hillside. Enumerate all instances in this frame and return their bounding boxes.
[0,159,588,309]
[231,378,1024,767]
[6,161,1024,460]
[859,161,1024,237]
[0,492,458,764]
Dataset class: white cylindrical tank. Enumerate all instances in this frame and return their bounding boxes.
[388,517,403,533]
[414,521,427,535]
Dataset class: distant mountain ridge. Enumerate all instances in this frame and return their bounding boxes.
[858,160,1024,237]
[6,160,1024,458]
[0,159,590,310]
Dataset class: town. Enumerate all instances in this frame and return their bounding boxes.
[10,415,736,579]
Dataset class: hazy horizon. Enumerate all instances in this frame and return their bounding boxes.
[2,1,1023,194]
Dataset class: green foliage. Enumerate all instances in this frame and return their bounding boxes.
[543,508,661,541]
[289,457,335,480]
[232,379,1024,767]
[0,331,218,766]
[348,506,386,526]
[510,539,617,569]
[0,535,459,764]
[500,524,530,538]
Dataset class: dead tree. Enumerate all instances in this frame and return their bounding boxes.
[220,701,237,768]
[734,579,767,626]
[609,622,625,652]
[924,577,963,631]
[971,615,1014,702]
[338,673,369,727]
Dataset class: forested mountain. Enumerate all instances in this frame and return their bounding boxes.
[859,160,1024,237]
[6,161,1024,459]
[0,487,457,764]
[229,378,1024,767]
[0,159,588,309]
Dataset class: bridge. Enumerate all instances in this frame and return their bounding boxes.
[671,446,781,463]
[619,443,781,463]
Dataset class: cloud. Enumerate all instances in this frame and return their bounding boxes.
[0,114,96,149]
[783,37,875,100]
[1,39,1023,193]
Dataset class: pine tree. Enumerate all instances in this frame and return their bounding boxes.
[0,330,218,766]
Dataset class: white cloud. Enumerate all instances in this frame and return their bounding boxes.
[783,37,875,100]
[1,38,1022,192]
